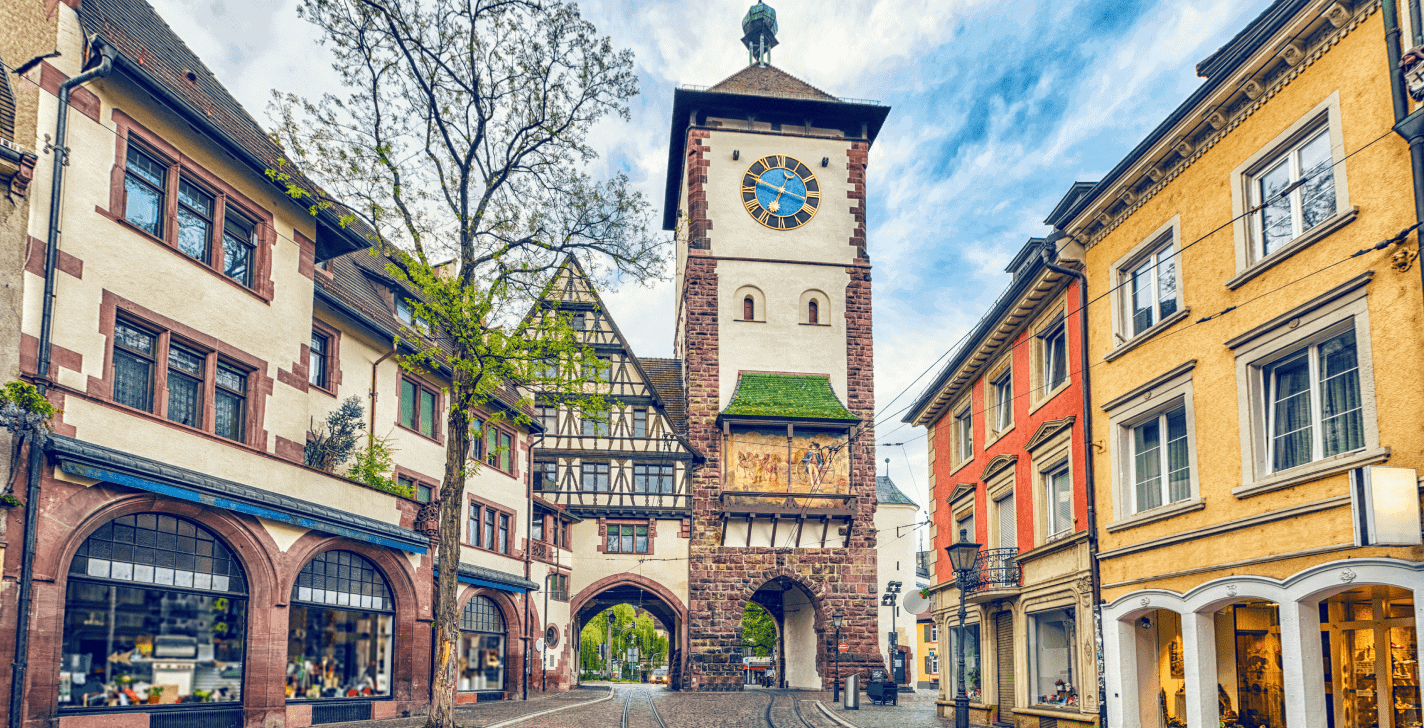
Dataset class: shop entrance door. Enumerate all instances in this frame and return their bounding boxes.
[1322,586,1419,728]
[995,612,1016,725]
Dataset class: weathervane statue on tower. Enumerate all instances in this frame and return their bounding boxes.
[742,1,778,66]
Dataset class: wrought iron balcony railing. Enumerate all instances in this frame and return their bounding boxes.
[966,548,1020,593]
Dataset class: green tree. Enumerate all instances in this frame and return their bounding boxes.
[271,1,662,726]
[741,602,777,657]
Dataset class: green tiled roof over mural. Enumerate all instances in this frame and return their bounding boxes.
[721,372,859,421]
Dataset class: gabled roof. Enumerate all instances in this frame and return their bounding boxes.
[640,357,688,435]
[77,0,366,259]
[708,64,838,101]
[875,475,917,506]
[720,372,858,422]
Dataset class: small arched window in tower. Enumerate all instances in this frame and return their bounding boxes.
[808,300,819,325]
[744,296,755,321]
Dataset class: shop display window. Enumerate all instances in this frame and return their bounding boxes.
[1029,608,1077,708]
[286,551,395,700]
[947,622,981,701]
[59,514,248,709]
[1214,601,1285,728]
[1321,586,1418,728]
[458,596,505,692]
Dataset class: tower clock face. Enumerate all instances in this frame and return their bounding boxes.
[741,155,821,230]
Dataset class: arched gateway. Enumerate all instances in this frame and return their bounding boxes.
[530,19,892,684]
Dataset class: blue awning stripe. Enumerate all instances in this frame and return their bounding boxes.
[60,461,429,555]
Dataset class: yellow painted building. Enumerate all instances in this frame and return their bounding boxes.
[1045,2,1424,728]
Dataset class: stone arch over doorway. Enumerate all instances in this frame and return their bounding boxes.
[570,573,688,689]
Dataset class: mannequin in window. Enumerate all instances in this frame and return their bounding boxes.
[744,297,755,320]
[808,300,819,325]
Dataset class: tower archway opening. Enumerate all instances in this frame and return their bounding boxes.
[572,581,685,689]
[750,576,824,690]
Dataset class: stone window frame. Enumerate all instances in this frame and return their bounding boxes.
[1028,296,1071,415]
[1028,425,1074,547]
[949,394,974,474]
[466,494,517,556]
[949,486,977,545]
[397,372,445,444]
[985,464,1017,551]
[798,289,832,327]
[734,284,766,323]
[1103,361,1205,533]
[102,110,277,302]
[307,317,342,397]
[1227,91,1356,289]
[96,291,269,452]
[597,518,655,555]
[393,465,438,504]
[984,354,1015,446]
[1229,273,1384,498]
[1105,215,1189,362]
[478,419,520,478]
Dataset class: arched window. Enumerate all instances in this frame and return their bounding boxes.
[62,514,248,709]
[808,300,819,325]
[459,596,507,692]
[744,296,755,321]
[288,551,395,699]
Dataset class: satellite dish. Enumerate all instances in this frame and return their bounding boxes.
[901,591,930,614]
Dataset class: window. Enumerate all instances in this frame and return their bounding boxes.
[498,514,510,554]
[400,378,439,439]
[553,518,568,549]
[1044,466,1072,538]
[994,492,1016,550]
[572,312,587,331]
[632,408,648,438]
[536,403,557,431]
[176,178,214,262]
[289,550,394,700]
[1123,241,1178,337]
[400,476,433,503]
[582,410,608,437]
[634,463,675,493]
[113,321,156,412]
[483,508,496,551]
[1042,320,1068,392]
[1265,329,1363,472]
[606,523,649,554]
[309,330,330,389]
[744,297,755,321]
[547,573,569,601]
[124,145,167,238]
[1129,406,1190,513]
[991,368,1013,435]
[61,514,247,709]
[808,300,819,324]
[458,596,505,692]
[931,623,939,642]
[947,623,980,701]
[1251,126,1336,259]
[531,514,544,542]
[166,343,205,427]
[534,461,557,491]
[485,428,514,473]
[581,461,609,492]
[953,404,973,463]
[955,508,975,545]
[468,502,480,544]
[1029,608,1076,708]
[214,363,247,442]
[462,501,514,554]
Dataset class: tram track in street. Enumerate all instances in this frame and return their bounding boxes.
[764,690,823,728]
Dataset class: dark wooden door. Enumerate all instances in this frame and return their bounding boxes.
[995,612,1016,723]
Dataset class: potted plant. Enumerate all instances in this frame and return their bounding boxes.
[145,686,163,704]
[191,689,210,703]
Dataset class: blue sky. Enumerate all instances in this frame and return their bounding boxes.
[150,0,1275,525]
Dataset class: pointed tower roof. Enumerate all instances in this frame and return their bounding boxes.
[707,65,838,101]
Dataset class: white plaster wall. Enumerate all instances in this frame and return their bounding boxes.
[783,586,821,689]
[566,520,690,607]
[874,501,920,673]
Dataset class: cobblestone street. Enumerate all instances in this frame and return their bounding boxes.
[320,685,988,728]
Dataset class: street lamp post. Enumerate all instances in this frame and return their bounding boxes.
[945,530,981,728]
[606,611,616,682]
[832,612,843,702]
[881,581,902,683]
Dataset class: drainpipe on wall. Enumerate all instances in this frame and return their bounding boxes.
[1385,0,1424,304]
[1041,242,1106,728]
[11,36,114,728]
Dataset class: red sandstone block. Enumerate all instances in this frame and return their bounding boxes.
[372,701,400,719]
[286,704,313,728]
[59,714,150,728]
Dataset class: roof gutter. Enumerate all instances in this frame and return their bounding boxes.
[13,36,114,728]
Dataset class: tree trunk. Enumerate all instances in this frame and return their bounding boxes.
[426,366,474,728]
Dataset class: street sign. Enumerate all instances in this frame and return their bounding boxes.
[838,643,848,653]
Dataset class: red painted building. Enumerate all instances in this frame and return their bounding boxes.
[905,237,1098,728]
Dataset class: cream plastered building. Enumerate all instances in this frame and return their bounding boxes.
[1046,2,1424,728]
[0,1,554,727]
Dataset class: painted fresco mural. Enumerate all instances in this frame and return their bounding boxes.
[725,429,850,497]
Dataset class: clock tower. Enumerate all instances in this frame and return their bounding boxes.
[665,1,892,691]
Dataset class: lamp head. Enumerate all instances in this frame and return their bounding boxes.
[832,612,843,630]
[944,528,981,573]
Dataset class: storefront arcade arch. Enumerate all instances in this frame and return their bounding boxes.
[1103,558,1423,728]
